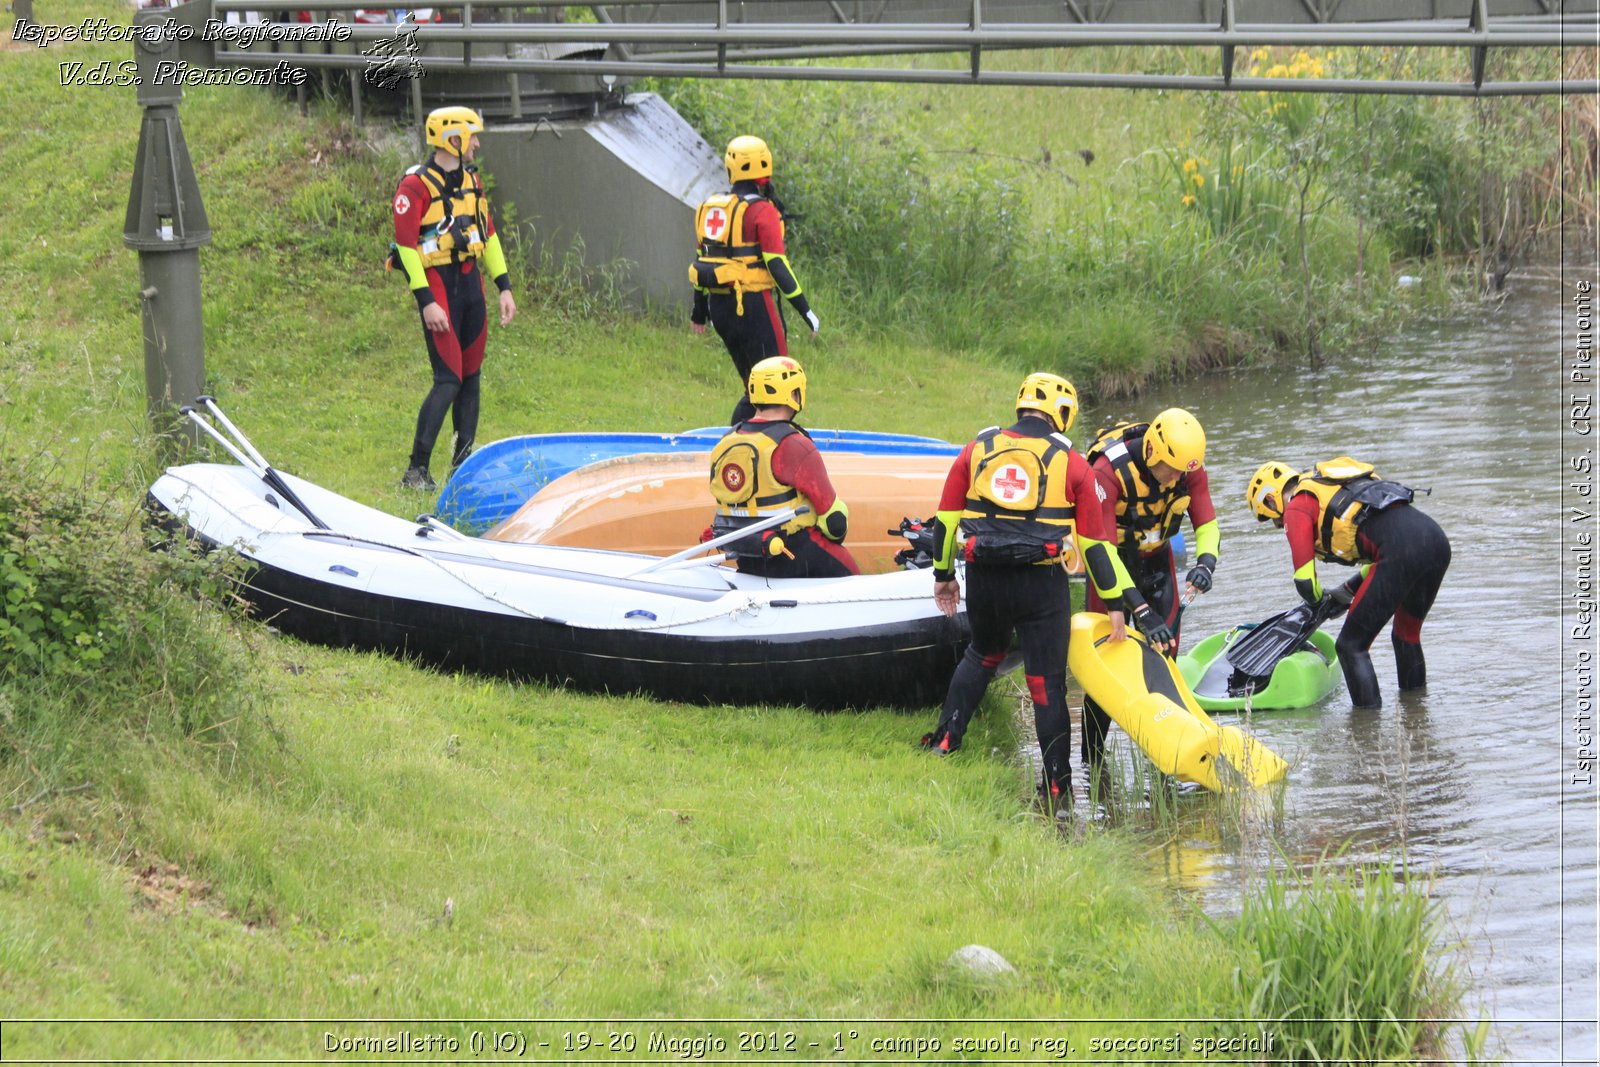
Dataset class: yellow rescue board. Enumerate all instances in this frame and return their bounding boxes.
[1068,613,1288,792]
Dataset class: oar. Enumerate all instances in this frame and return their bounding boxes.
[1224,598,1334,680]
[628,507,809,577]
[180,398,331,531]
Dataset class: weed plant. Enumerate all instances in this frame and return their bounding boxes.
[1232,854,1484,1064]
[0,432,259,787]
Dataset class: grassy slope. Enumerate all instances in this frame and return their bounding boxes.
[0,3,1255,1055]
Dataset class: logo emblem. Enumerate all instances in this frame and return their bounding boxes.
[393,193,411,216]
[703,206,729,240]
[720,465,746,492]
[990,464,1031,504]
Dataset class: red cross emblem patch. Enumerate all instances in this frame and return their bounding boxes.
[703,206,729,240]
[991,464,1031,503]
[721,465,745,492]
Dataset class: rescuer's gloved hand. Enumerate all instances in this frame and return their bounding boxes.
[1132,605,1174,649]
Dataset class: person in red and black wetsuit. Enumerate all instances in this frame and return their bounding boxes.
[708,357,858,580]
[1246,457,1451,709]
[918,373,1156,812]
[1081,408,1219,777]
[390,106,517,491]
[689,136,819,425]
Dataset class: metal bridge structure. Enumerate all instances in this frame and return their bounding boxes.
[200,0,1598,101]
[121,0,1596,426]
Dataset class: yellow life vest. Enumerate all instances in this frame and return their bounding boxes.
[688,191,777,315]
[1291,457,1415,564]
[1085,422,1191,554]
[709,421,818,549]
[409,161,488,268]
[959,427,1079,567]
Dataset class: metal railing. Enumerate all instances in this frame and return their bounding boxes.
[204,0,1598,96]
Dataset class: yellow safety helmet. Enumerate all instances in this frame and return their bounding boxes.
[1144,407,1207,473]
[1246,460,1299,522]
[725,135,773,183]
[747,356,806,413]
[425,106,485,156]
[1014,372,1078,434]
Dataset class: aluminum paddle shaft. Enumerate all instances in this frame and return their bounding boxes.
[180,396,331,531]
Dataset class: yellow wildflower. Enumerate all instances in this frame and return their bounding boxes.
[1182,194,1197,207]
[1267,63,1289,78]
[1183,158,1198,174]
[1191,173,1205,188]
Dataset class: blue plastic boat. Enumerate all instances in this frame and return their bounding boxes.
[436,427,962,531]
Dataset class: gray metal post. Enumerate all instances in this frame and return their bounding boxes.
[412,77,426,155]
[125,5,214,445]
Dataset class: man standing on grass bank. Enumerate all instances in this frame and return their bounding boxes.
[390,105,517,491]
[1080,408,1218,780]
[919,373,1149,812]
[1246,457,1451,709]
[689,135,819,425]
[707,357,858,579]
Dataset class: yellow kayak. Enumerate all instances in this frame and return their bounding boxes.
[1068,613,1288,792]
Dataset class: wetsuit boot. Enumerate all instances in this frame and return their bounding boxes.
[1337,644,1383,709]
[1033,672,1073,817]
[1080,696,1114,805]
[450,371,481,470]
[1393,638,1427,691]
[921,648,997,752]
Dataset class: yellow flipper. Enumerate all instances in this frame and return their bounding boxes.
[1068,613,1288,792]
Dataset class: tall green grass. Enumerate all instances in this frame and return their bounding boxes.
[654,44,1576,373]
[0,438,258,786]
[1232,855,1489,1064]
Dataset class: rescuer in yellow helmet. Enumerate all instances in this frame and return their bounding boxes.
[1247,457,1450,709]
[918,373,1147,815]
[707,357,858,579]
[1077,407,1219,779]
[391,105,517,491]
[689,136,820,425]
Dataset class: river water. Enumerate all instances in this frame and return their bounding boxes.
[1097,249,1598,1064]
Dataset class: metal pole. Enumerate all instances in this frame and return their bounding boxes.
[412,77,426,155]
[126,6,214,448]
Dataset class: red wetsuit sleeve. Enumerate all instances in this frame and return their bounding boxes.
[937,442,978,512]
[1284,491,1320,571]
[1090,459,1122,542]
[392,173,432,252]
[744,199,786,255]
[1185,467,1217,527]
[771,432,836,512]
[1068,452,1113,543]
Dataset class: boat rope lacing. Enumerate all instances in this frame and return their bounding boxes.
[161,473,937,632]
